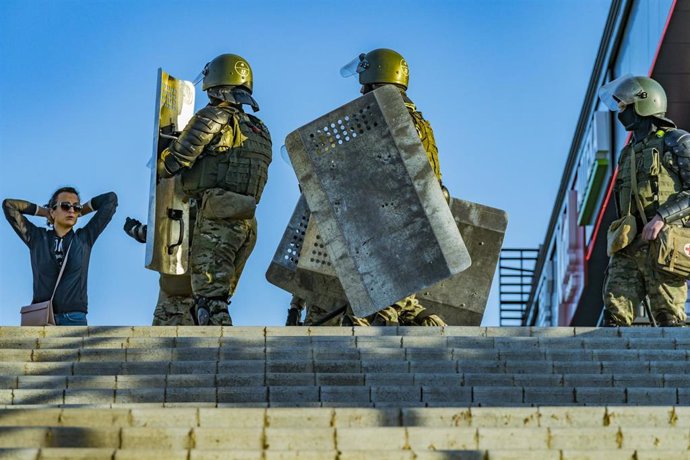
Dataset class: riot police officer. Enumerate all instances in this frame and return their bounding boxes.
[599,75,690,327]
[158,54,272,325]
[296,48,447,327]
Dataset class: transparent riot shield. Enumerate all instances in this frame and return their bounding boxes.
[284,85,471,317]
[145,69,195,275]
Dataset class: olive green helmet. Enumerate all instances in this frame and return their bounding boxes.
[340,48,409,90]
[598,74,667,118]
[201,53,253,94]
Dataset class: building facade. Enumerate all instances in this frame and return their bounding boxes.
[523,0,690,326]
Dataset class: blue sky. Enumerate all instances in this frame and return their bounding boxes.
[0,0,612,326]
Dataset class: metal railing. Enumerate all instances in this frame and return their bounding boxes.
[499,248,539,326]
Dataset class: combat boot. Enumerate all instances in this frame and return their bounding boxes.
[603,310,628,327]
[412,311,447,326]
[191,296,211,326]
[368,307,399,326]
[655,312,685,327]
[286,297,305,326]
[209,298,232,326]
[191,296,232,326]
[286,307,303,326]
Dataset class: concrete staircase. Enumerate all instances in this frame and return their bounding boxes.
[0,326,688,459]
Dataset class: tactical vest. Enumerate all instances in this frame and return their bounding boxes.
[616,131,684,223]
[404,99,442,181]
[181,111,272,202]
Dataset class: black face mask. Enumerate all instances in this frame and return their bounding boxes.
[617,105,640,131]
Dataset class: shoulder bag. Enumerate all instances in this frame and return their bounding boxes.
[20,241,72,326]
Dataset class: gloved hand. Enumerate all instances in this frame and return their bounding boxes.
[124,217,147,243]
[157,158,171,179]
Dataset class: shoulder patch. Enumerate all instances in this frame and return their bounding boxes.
[246,114,270,135]
[665,129,690,157]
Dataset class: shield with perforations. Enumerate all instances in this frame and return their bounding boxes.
[284,85,471,317]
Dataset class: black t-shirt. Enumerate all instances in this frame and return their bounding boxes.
[3,192,118,314]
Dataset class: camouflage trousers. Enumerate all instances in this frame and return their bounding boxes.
[304,295,446,326]
[190,189,258,326]
[368,295,447,326]
[603,243,688,326]
[152,274,194,326]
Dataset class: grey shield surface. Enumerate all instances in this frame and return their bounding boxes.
[284,85,471,317]
[265,195,347,310]
[265,194,310,297]
[145,69,195,275]
[267,197,505,325]
[417,199,508,325]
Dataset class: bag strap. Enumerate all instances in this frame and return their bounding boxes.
[50,241,73,301]
[621,147,633,216]
[629,146,648,226]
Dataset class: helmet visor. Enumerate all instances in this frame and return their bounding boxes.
[339,53,366,78]
[192,62,209,86]
[280,144,292,166]
[598,74,645,112]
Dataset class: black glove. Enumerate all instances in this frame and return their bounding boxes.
[124,217,147,244]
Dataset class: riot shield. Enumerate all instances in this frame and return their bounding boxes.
[284,85,471,317]
[145,68,195,275]
[267,196,506,325]
[265,195,346,311]
[417,198,507,325]
[265,194,310,297]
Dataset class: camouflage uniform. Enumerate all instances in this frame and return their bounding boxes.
[160,100,271,325]
[604,244,687,325]
[604,130,690,326]
[190,200,257,325]
[152,274,195,326]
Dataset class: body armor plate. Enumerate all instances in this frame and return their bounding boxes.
[145,69,195,275]
[284,85,471,317]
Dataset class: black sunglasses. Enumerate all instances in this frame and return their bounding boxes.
[53,201,83,212]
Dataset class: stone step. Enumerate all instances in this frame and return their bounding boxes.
[0,386,687,406]
[2,373,688,389]
[0,326,688,456]
[1,326,689,340]
[2,449,689,460]
[0,426,689,451]
[1,362,688,378]
[2,346,689,360]
[0,407,688,428]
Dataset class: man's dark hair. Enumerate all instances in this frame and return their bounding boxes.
[48,186,80,209]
